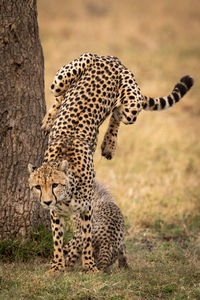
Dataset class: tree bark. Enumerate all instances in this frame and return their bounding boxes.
[0,0,49,239]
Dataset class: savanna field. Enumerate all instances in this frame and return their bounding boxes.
[0,0,200,299]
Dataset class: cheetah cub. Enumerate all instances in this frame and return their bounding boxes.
[29,161,128,273]
[64,181,129,272]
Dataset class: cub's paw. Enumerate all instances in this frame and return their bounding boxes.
[65,259,76,270]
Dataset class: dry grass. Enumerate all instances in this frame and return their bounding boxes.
[38,0,200,228]
[0,237,200,299]
[38,0,200,105]
[1,0,200,299]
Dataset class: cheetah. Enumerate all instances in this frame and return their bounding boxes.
[29,161,128,273]
[29,53,193,273]
[42,53,194,160]
[66,181,128,272]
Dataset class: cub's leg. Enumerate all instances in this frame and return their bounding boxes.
[63,233,83,269]
[101,112,121,160]
[96,240,113,272]
[41,95,63,133]
[47,210,65,273]
[118,244,129,269]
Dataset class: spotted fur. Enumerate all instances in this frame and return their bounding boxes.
[65,181,128,272]
[42,53,193,159]
[28,163,128,273]
[31,53,193,273]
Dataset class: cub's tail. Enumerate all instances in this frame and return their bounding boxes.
[142,75,194,111]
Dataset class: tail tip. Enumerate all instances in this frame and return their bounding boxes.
[180,75,194,90]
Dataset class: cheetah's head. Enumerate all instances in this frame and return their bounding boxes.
[28,160,72,210]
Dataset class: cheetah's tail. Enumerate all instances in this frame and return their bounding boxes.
[142,75,194,111]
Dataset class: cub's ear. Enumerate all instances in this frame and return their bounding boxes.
[28,163,37,174]
[58,160,68,173]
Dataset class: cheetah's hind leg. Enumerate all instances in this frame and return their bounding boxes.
[101,112,121,160]
[41,96,63,134]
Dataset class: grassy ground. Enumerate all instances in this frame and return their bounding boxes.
[0,230,199,299]
[1,0,200,299]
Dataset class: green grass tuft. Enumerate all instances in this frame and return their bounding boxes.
[0,223,74,262]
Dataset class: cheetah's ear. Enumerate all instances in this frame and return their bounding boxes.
[59,160,68,173]
[28,163,37,174]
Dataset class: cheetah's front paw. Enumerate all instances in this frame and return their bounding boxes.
[83,260,99,274]
[45,260,65,275]
[84,265,99,274]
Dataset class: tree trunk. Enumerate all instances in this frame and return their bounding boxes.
[0,0,49,239]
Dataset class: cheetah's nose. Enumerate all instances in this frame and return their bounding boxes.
[44,200,52,206]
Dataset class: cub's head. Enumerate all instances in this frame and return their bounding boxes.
[28,160,71,210]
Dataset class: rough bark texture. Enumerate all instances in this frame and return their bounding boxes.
[0,0,50,239]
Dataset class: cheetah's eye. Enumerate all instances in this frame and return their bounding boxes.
[35,185,41,190]
[52,183,59,189]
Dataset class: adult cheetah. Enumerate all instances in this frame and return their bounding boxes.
[42,53,194,160]
[29,53,193,273]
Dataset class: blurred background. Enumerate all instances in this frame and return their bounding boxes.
[38,0,200,230]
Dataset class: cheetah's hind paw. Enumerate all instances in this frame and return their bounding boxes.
[101,138,116,160]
